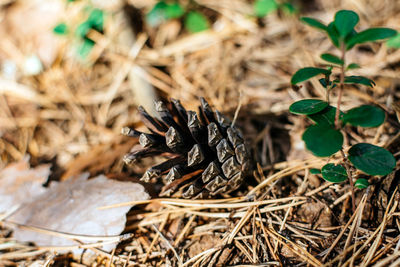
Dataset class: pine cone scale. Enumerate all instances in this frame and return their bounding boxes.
[137,106,168,135]
[187,144,205,166]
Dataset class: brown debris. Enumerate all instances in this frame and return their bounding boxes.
[0,0,400,266]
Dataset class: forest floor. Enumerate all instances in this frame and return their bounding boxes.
[0,0,400,266]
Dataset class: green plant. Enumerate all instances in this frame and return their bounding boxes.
[289,10,397,211]
[146,1,209,33]
[53,4,104,59]
[387,33,400,48]
[254,0,297,17]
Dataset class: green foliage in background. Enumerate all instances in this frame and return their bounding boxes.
[53,3,104,59]
[254,0,297,17]
[184,11,209,33]
[146,0,298,33]
[289,10,397,199]
[146,1,209,33]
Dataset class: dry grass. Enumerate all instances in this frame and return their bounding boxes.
[1,0,400,265]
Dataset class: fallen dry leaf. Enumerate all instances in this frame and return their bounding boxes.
[0,158,49,213]
[0,160,149,252]
[7,173,149,252]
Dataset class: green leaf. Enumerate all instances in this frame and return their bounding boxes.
[346,28,397,48]
[343,105,385,128]
[291,67,330,84]
[344,29,358,50]
[146,1,168,27]
[289,99,328,115]
[318,78,328,88]
[281,3,297,15]
[87,8,104,32]
[53,22,68,35]
[254,0,278,17]
[302,124,343,157]
[165,3,185,19]
[334,10,359,39]
[387,33,400,48]
[300,17,327,31]
[78,38,95,58]
[320,53,344,65]
[308,105,342,126]
[346,63,360,70]
[76,21,92,38]
[343,76,375,87]
[318,78,337,89]
[310,168,321,174]
[185,11,209,33]
[327,22,340,48]
[321,163,347,183]
[348,143,396,176]
[355,178,369,189]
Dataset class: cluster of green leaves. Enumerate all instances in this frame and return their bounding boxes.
[289,10,397,187]
[300,10,396,50]
[147,0,298,32]
[147,1,209,33]
[254,0,297,17]
[54,6,104,58]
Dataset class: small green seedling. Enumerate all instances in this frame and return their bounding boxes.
[289,10,397,211]
[147,1,209,33]
[53,4,104,59]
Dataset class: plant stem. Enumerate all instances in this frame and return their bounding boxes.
[326,89,330,102]
[335,43,346,129]
[340,149,355,212]
[336,43,356,212]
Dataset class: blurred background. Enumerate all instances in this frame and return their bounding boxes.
[0,0,399,179]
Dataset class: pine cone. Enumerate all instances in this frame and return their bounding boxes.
[122,98,252,198]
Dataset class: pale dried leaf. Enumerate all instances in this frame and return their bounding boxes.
[7,174,149,252]
[0,158,49,214]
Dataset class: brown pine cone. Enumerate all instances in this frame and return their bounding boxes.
[122,98,252,198]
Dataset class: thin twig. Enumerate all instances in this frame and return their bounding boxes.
[151,224,183,266]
